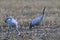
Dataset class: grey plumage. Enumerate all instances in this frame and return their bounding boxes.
[29,7,46,30]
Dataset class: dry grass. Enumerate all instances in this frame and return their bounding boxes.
[0,0,60,40]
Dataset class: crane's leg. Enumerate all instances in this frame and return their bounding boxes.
[7,25,12,36]
[15,25,21,36]
[8,25,12,33]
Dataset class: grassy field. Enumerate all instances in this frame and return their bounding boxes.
[0,0,60,40]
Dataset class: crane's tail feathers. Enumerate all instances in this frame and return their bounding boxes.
[42,7,46,15]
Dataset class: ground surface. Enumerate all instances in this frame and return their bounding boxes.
[0,0,60,40]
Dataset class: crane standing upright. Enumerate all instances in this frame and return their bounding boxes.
[29,7,46,30]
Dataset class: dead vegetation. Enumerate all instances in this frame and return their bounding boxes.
[0,0,60,40]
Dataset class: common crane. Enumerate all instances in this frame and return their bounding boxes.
[5,16,20,36]
[29,7,46,30]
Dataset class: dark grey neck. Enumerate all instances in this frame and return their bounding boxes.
[42,7,46,15]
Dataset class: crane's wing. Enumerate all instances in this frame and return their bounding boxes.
[31,15,44,25]
[12,18,18,25]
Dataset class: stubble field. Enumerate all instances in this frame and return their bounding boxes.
[0,0,60,40]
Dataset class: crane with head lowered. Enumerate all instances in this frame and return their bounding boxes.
[5,16,20,36]
[29,7,46,30]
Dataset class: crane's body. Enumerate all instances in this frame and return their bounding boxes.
[29,7,46,30]
[5,17,18,27]
[5,16,20,36]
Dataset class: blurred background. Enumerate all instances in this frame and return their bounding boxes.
[0,0,60,40]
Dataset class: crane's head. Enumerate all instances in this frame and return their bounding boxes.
[5,16,13,23]
[29,23,34,30]
[29,23,32,30]
[42,7,46,15]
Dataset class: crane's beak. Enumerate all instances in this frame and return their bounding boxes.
[5,19,7,23]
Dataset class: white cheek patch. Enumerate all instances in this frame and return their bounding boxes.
[8,19,11,21]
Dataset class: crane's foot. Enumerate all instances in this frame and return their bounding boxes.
[17,32,21,36]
